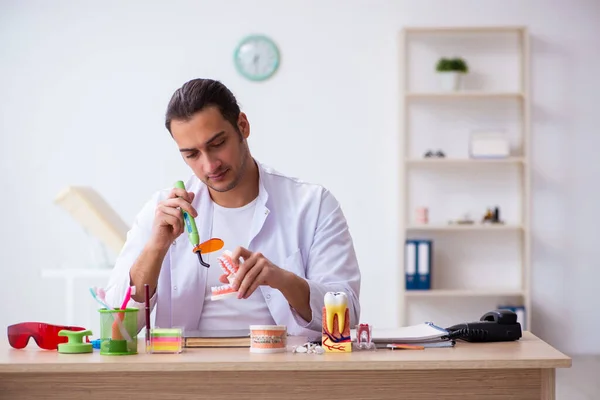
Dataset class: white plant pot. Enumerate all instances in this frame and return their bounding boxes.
[438,71,463,91]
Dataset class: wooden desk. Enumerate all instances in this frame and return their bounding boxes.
[0,332,571,400]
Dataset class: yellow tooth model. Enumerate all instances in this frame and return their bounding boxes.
[322,291,352,353]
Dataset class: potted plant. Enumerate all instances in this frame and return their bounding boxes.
[435,57,468,91]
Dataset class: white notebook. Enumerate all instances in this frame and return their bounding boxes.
[369,322,449,343]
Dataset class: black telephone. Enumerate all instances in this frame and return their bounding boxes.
[444,309,522,342]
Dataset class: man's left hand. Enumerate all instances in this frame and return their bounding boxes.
[220,246,289,299]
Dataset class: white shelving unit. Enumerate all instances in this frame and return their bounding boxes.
[399,26,531,329]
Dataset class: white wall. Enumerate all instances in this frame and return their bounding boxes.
[1,0,599,355]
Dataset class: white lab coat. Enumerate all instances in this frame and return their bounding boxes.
[105,160,361,337]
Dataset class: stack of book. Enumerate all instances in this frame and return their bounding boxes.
[405,239,432,290]
[182,329,251,348]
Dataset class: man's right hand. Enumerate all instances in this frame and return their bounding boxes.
[148,187,198,251]
[129,187,198,303]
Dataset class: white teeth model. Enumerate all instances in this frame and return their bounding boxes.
[217,250,237,275]
[324,292,348,334]
[217,250,239,283]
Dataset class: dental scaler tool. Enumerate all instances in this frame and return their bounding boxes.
[174,180,210,267]
[174,180,225,268]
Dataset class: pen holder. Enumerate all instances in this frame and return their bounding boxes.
[98,308,138,355]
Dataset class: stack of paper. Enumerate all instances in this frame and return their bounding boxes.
[368,322,455,348]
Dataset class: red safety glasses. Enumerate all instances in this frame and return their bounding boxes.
[7,322,88,350]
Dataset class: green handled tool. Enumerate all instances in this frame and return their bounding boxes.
[175,180,210,268]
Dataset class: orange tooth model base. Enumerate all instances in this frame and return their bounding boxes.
[322,306,352,353]
[210,250,240,301]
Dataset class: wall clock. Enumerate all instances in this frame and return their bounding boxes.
[234,34,280,81]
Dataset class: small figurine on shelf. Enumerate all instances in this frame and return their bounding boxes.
[322,292,352,353]
[415,207,429,224]
[424,150,446,158]
[448,213,474,225]
[482,206,504,224]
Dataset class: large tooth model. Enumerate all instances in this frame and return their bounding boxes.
[322,291,352,352]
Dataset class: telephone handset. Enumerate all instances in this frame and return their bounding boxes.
[444,309,522,342]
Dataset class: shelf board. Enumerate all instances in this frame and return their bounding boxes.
[406,157,525,166]
[407,224,523,231]
[404,26,527,34]
[405,289,525,297]
[405,91,524,99]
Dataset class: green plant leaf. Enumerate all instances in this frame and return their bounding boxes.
[436,57,468,73]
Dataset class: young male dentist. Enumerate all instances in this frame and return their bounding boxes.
[105,78,361,337]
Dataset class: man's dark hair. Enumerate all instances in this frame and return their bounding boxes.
[165,78,241,135]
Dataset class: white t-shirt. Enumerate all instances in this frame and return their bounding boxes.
[197,197,276,330]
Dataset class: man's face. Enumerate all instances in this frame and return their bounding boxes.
[170,106,250,193]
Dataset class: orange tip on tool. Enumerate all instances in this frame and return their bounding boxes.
[193,238,224,254]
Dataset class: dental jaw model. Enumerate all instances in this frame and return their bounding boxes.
[322,291,352,353]
[211,250,239,300]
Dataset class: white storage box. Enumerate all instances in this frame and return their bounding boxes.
[469,132,510,158]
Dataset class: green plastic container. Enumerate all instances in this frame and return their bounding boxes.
[98,308,138,355]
